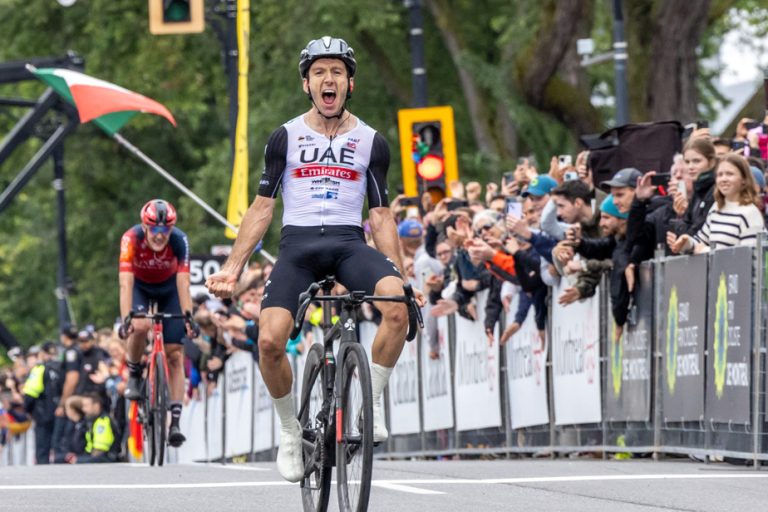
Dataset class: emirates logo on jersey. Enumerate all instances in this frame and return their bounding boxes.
[293,166,360,181]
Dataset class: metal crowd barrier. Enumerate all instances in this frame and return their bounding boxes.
[7,238,767,466]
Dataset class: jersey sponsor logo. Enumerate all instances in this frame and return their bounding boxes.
[298,146,355,165]
[298,135,315,142]
[293,165,360,181]
[312,191,339,200]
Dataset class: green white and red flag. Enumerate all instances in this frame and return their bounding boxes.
[28,66,176,136]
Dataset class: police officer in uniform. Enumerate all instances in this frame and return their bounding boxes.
[72,328,110,406]
[72,392,118,463]
[22,341,63,464]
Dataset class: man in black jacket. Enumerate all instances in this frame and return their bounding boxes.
[565,195,631,339]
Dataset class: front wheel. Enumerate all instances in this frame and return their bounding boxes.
[336,343,373,512]
[153,352,168,466]
[300,344,332,512]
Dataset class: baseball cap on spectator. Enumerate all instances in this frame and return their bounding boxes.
[60,324,78,340]
[599,194,628,219]
[600,167,642,191]
[27,345,41,356]
[77,329,94,342]
[521,175,558,197]
[398,219,424,238]
[41,341,58,355]
[750,166,765,189]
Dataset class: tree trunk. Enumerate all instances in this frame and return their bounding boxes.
[424,0,501,156]
[513,0,603,135]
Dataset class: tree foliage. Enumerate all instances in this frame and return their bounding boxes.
[0,0,764,345]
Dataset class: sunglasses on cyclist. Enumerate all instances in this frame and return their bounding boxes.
[146,225,172,236]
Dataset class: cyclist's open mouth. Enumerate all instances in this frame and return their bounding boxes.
[321,90,337,106]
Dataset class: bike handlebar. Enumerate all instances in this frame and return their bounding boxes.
[290,278,424,342]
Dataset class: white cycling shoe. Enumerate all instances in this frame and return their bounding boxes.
[372,402,388,444]
[276,419,304,482]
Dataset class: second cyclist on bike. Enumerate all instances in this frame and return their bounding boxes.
[118,199,195,448]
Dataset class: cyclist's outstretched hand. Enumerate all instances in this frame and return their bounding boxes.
[205,269,239,298]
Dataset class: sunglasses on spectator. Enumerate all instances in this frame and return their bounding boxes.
[475,223,495,235]
[147,225,172,235]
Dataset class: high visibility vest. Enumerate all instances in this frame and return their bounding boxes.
[22,364,45,398]
[85,415,115,453]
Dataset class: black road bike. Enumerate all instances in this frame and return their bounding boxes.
[293,276,423,512]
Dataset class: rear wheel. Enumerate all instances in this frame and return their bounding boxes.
[336,343,373,512]
[300,344,332,512]
[153,352,168,466]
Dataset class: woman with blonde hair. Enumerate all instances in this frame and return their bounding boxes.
[668,154,765,254]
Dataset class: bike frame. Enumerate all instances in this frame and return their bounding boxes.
[146,313,170,409]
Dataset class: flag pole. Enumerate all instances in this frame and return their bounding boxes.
[112,132,275,264]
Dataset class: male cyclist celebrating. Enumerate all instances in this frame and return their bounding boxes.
[119,199,193,448]
[206,36,424,482]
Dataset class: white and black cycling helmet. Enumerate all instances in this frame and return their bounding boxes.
[299,36,357,79]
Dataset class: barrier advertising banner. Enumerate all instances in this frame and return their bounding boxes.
[421,316,454,432]
[706,247,752,424]
[388,330,421,435]
[206,380,224,460]
[605,263,653,422]
[224,351,254,457]
[661,254,707,422]
[505,298,549,429]
[177,392,206,463]
[551,281,601,425]
[252,365,274,453]
[453,290,502,431]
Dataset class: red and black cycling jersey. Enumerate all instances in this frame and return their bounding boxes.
[119,225,190,283]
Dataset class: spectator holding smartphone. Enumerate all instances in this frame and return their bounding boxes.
[667,154,765,254]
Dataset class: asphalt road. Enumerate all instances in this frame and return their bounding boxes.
[2,458,767,511]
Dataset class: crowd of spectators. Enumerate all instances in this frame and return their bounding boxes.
[3,117,768,464]
[379,117,768,356]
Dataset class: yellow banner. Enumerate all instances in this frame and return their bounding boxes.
[225,0,250,239]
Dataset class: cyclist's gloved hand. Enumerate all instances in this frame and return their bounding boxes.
[118,319,133,340]
[185,311,200,338]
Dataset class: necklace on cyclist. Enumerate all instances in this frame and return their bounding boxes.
[324,111,350,140]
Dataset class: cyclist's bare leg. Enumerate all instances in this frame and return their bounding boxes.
[371,276,409,366]
[126,319,151,364]
[165,344,185,403]
[258,306,302,482]
[258,307,295,398]
[165,343,186,445]
[370,275,409,442]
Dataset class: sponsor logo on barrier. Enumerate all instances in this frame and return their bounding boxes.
[666,286,679,394]
[611,324,623,397]
[714,274,728,399]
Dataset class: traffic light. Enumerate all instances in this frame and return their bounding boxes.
[148,0,205,35]
[398,106,458,204]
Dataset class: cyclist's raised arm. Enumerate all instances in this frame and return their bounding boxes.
[208,128,285,298]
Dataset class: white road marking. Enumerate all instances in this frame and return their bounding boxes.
[372,482,446,495]
[203,465,271,472]
[1,472,767,491]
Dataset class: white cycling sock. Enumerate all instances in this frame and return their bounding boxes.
[370,363,393,406]
[273,392,297,430]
